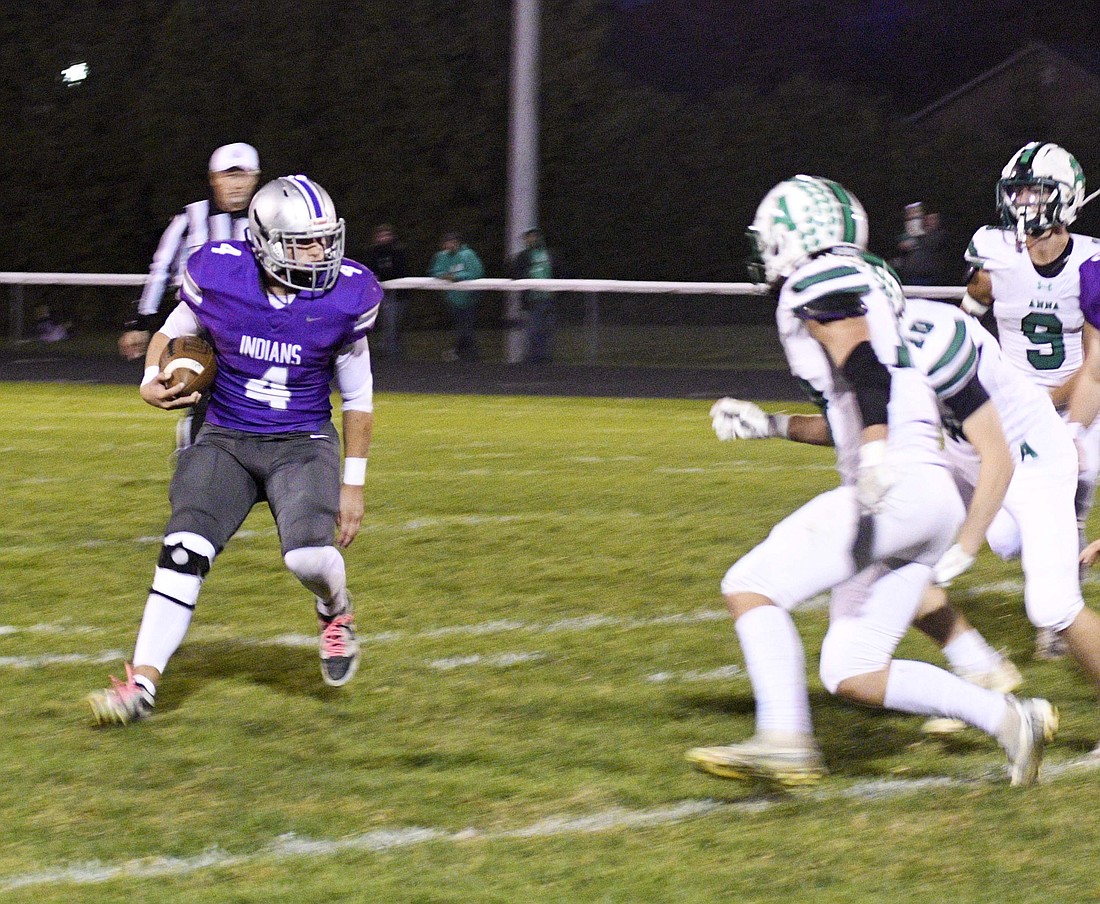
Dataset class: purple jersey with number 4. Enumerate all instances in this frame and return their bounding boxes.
[179,240,381,432]
[1082,255,1100,331]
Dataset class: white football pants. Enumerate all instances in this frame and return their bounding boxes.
[949,416,1084,632]
[721,462,964,693]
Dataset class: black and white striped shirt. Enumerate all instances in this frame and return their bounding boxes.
[136,200,250,318]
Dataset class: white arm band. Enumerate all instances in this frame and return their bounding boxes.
[159,301,202,339]
[141,365,160,387]
[336,338,374,413]
[343,457,367,486]
[959,292,991,317]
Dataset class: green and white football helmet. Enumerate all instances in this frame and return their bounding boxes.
[996,141,1085,241]
[748,176,869,286]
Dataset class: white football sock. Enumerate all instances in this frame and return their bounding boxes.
[734,605,813,737]
[132,592,194,676]
[942,629,1002,676]
[883,659,1009,736]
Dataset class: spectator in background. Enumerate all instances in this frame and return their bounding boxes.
[33,304,70,343]
[891,202,958,287]
[917,210,957,286]
[429,231,484,362]
[120,142,262,450]
[363,224,409,359]
[510,228,556,364]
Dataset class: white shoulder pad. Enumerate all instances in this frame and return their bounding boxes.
[901,299,978,398]
[779,253,873,321]
[965,226,1017,272]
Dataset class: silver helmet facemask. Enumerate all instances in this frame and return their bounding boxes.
[248,175,346,293]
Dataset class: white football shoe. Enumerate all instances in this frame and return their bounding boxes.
[686,732,825,787]
[1034,627,1068,661]
[87,663,155,726]
[998,695,1059,787]
[922,657,1024,735]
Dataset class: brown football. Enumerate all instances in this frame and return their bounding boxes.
[159,335,217,395]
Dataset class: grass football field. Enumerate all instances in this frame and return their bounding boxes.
[2,383,1100,902]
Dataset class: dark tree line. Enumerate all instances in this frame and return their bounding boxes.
[4,0,1100,313]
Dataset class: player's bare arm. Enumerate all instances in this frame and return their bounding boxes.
[786,413,833,445]
[337,409,372,548]
[1069,322,1100,432]
[960,268,994,317]
[955,400,1013,557]
[139,330,201,410]
[1049,369,1080,410]
[335,337,376,549]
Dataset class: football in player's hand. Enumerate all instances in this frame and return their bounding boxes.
[159,336,217,395]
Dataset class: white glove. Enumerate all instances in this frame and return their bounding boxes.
[855,439,894,514]
[933,543,976,587]
[710,398,785,441]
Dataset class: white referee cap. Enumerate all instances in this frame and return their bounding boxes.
[208,142,260,173]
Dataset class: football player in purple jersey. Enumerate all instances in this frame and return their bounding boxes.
[1067,253,1100,437]
[1066,254,1100,760]
[89,175,382,725]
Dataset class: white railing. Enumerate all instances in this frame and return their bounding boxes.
[0,272,967,298]
[0,272,967,352]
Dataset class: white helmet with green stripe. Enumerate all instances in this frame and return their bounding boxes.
[748,176,869,286]
[996,141,1085,241]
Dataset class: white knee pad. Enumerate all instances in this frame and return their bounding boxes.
[151,531,216,609]
[818,618,894,695]
[284,545,346,600]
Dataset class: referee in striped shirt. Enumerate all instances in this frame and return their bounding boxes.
[119,143,261,448]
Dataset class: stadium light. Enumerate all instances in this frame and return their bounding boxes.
[61,62,89,86]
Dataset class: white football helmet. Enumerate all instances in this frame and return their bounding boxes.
[996,142,1085,241]
[748,176,869,285]
[248,175,346,292]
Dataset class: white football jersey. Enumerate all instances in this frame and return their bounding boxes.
[901,297,1062,452]
[965,226,1100,388]
[776,250,944,486]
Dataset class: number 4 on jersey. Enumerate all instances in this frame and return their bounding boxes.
[245,366,291,409]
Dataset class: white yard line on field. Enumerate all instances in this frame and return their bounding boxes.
[244,608,730,651]
[0,624,99,637]
[0,650,125,669]
[655,463,835,474]
[4,762,1099,893]
[427,651,549,671]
